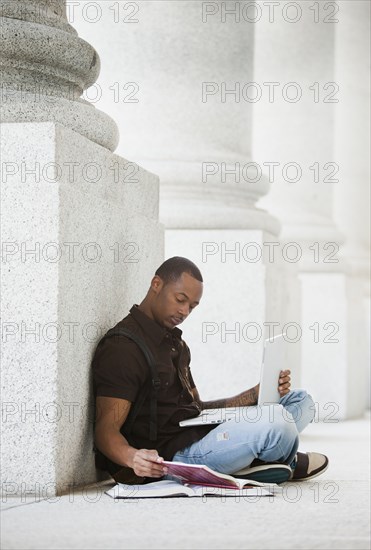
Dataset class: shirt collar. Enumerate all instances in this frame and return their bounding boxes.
[129,304,183,345]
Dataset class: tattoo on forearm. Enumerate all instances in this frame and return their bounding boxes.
[200,385,258,410]
[226,387,258,407]
[201,398,227,410]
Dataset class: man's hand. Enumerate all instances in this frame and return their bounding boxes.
[95,396,168,477]
[127,448,168,478]
[278,369,291,397]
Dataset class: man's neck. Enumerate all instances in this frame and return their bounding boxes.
[137,300,154,322]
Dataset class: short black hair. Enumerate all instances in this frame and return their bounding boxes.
[155,256,203,284]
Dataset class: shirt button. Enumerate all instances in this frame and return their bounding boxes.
[171,347,176,352]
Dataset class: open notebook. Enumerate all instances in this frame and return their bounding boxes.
[105,479,274,499]
[105,461,276,498]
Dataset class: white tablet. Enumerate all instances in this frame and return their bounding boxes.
[257,332,287,406]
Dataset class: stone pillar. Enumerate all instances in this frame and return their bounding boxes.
[0,0,118,150]
[145,3,285,399]
[0,0,163,495]
[332,0,370,413]
[71,1,295,399]
[253,0,369,418]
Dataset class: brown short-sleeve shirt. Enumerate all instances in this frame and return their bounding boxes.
[92,305,214,466]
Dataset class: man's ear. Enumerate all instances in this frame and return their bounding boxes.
[151,275,163,294]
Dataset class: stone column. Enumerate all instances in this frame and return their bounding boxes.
[332,0,370,413]
[0,0,118,150]
[145,3,285,400]
[0,0,163,496]
[71,1,291,400]
[253,0,369,418]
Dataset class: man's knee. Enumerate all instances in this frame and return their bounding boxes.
[281,389,316,422]
[282,388,310,403]
[265,405,298,443]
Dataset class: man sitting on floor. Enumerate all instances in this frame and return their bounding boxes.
[92,256,329,484]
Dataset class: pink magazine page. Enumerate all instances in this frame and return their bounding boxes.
[162,461,250,489]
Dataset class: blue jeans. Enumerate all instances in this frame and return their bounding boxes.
[172,390,315,474]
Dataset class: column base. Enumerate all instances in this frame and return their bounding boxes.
[165,228,298,399]
[0,121,163,495]
[300,272,369,420]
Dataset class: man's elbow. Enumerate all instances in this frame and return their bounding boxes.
[191,387,203,407]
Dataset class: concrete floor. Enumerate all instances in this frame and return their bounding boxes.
[1,413,370,550]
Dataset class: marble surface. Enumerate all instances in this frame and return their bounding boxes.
[0,121,163,494]
[1,414,370,550]
[0,2,119,150]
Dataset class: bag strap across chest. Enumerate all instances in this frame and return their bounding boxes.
[99,327,161,441]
